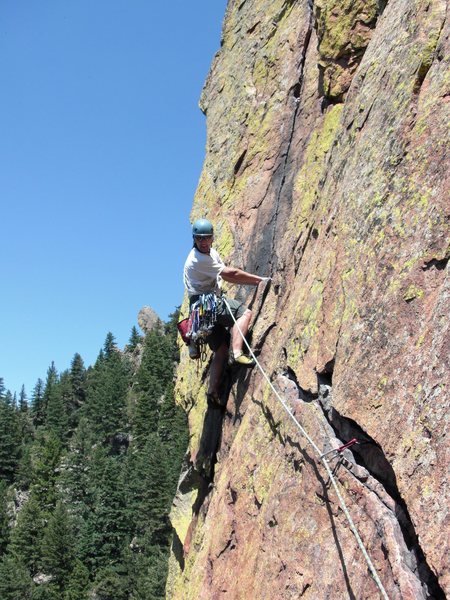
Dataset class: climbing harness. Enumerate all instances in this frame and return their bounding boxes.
[221,297,390,600]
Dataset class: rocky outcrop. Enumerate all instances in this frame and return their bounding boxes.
[137,306,161,334]
[169,0,449,598]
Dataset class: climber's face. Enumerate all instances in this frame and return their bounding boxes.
[195,235,213,254]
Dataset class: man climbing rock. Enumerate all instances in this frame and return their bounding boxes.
[184,218,269,404]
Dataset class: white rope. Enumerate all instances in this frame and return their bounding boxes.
[222,297,390,600]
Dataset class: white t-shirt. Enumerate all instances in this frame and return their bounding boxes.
[183,247,225,297]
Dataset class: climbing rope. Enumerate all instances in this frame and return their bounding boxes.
[222,297,390,600]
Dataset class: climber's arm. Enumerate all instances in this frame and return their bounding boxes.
[221,266,265,286]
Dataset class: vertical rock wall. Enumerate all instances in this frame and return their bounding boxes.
[169,0,449,598]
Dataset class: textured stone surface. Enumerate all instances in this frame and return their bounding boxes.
[314,0,382,100]
[137,305,161,334]
[169,0,449,597]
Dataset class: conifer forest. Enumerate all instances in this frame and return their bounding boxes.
[0,311,188,600]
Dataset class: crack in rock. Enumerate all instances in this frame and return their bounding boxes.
[316,373,446,600]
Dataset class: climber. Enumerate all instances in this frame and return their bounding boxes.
[184,218,269,404]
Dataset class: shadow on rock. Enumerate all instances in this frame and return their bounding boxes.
[194,363,236,479]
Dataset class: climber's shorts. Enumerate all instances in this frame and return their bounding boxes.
[189,295,247,352]
[216,296,247,328]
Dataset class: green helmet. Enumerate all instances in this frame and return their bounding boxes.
[192,218,214,237]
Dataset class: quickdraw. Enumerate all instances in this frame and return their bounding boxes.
[177,293,220,363]
[188,293,218,341]
[320,438,359,459]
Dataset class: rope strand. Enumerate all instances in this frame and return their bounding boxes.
[222,297,390,600]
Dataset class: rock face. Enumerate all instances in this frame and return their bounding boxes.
[137,305,161,334]
[169,0,449,598]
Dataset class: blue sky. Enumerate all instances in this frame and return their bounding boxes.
[0,1,227,397]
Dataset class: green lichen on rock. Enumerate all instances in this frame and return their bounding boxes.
[403,284,424,302]
[171,490,198,549]
[187,383,208,454]
[252,459,277,505]
[166,485,200,597]
[313,0,381,99]
[414,1,446,89]
[171,515,207,600]
[314,0,378,59]
[299,279,325,353]
[215,219,235,258]
[291,104,343,231]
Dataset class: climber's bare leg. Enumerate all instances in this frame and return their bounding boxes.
[232,309,252,354]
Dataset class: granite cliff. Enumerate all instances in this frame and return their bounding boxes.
[168,0,449,598]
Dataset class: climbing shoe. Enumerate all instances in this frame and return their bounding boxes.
[229,353,255,367]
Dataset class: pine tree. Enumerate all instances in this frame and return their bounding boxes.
[16,442,34,490]
[130,550,168,600]
[0,554,34,599]
[58,370,73,412]
[42,362,58,426]
[93,566,129,600]
[43,363,70,441]
[70,354,86,400]
[5,390,15,407]
[46,377,68,441]
[133,391,158,447]
[0,395,21,483]
[59,417,94,524]
[0,481,9,556]
[31,582,60,600]
[158,382,188,491]
[97,348,105,364]
[69,353,86,428]
[165,306,181,361]
[127,326,142,351]
[103,332,116,357]
[138,331,174,397]
[127,434,171,550]
[9,492,45,575]
[17,384,34,452]
[30,430,62,512]
[64,559,90,600]
[31,378,45,427]
[19,385,28,412]
[81,450,130,574]
[133,330,174,445]
[41,502,75,592]
[84,335,130,444]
